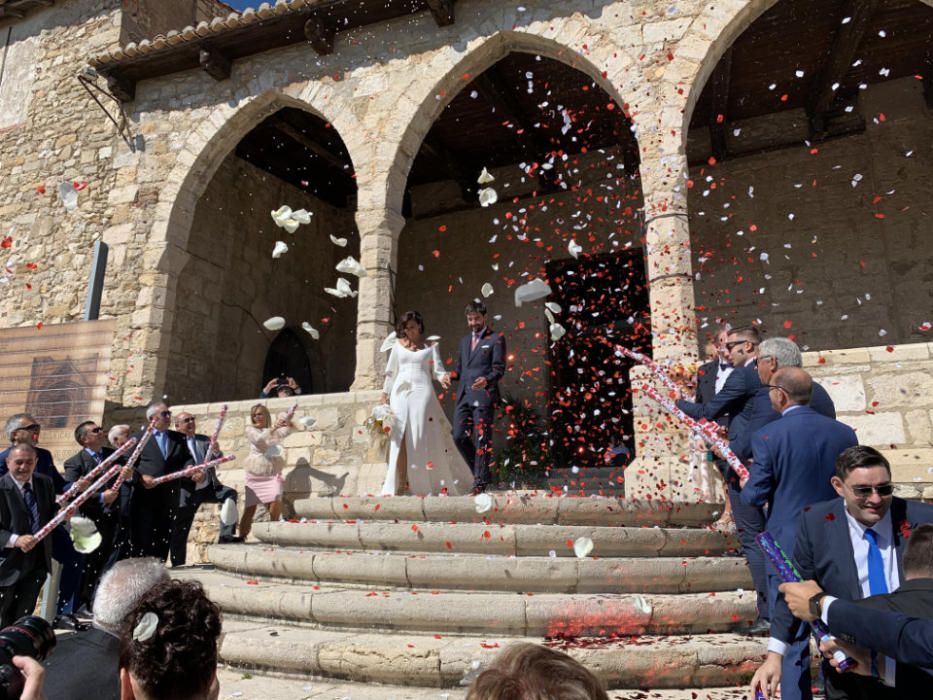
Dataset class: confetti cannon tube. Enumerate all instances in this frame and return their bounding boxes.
[56,437,137,505]
[644,386,750,482]
[33,460,125,543]
[110,416,159,491]
[614,345,681,394]
[148,455,236,486]
[756,531,856,672]
[200,404,228,465]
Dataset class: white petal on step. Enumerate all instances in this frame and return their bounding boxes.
[573,536,594,559]
[474,493,493,513]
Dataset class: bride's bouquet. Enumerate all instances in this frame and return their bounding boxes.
[365,403,396,440]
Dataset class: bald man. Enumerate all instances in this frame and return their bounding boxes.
[742,367,858,700]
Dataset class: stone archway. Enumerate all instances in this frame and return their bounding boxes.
[130,91,361,404]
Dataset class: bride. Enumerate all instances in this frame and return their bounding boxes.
[380,311,475,496]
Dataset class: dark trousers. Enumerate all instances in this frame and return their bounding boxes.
[79,514,116,610]
[51,527,84,616]
[0,567,46,628]
[726,479,769,619]
[453,401,494,489]
[128,485,175,562]
[169,484,237,566]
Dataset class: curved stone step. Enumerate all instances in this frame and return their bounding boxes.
[217,619,763,689]
[207,543,753,593]
[180,568,758,636]
[294,494,722,527]
[252,520,736,557]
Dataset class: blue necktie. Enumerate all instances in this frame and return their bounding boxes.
[22,483,40,534]
[156,431,168,459]
[865,529,889,595]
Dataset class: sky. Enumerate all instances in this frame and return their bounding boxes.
[224,0,254,10]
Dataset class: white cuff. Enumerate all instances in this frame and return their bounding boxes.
[820,596,838,626]
[882,655,895,687]
[4,534,17,548]
[767,637,787,656]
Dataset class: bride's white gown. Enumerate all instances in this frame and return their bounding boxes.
[380,343,474,496]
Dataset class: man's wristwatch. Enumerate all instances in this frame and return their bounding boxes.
[809,591,829,618]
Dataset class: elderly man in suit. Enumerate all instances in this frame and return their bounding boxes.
[452,300,506,495]
[0,444,56,627]
[129,402,194,562]
[779,523,933,697]
[168,411,241,567]
[750,445,933,700]
[730,337,836,462]
[677,325,769,633]
[43,557,170,700]
[740,367,857,700]
[64,420,129,611]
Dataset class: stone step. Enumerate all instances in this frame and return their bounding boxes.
[216,668,751,700]
[216,618,763,689]
[207,543,753,593]
[252,520,736,557]
[178,568,758,636]
[294,493,721,527]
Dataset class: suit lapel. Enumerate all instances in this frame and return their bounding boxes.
[830,499,862,600]
[469,328,489,361]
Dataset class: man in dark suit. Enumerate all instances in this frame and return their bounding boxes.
[740,367,857,700]
[64,421,124,611]
[129,402,193,562]
[452,300,506,494]
[779,523,933,697]
[730,337,836,462]
[0,444,56,628]
[43,557,170,700]
[751,445,933,700]
[677,325,769,632]
[169,411,241,566]
[0,413,88,629]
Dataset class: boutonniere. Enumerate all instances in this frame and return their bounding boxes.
[899,521,912,540]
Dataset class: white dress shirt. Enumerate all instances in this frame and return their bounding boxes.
[714,361,734,394]
[186,436,211,491]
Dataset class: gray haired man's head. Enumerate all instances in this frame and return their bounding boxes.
[92,558,170,633]
[757,337,802,384]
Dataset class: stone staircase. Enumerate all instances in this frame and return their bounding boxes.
[176,494,764,694]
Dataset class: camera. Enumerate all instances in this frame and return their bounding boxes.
[0,616,56,700]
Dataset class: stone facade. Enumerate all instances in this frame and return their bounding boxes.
[1,0,931,503]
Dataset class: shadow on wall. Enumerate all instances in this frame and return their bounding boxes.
[282,457,349,516]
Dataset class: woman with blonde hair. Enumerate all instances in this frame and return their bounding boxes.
[238,403,292,539]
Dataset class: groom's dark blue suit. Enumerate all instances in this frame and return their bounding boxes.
[452,327,505,491]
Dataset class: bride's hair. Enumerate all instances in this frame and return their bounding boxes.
[396,310,424,338]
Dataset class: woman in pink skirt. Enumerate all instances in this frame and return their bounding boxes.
[238,403,293,539]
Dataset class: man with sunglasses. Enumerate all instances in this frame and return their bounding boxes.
[741,368,857,700]
[128,402,194,562]
[751,445,933,700]
[63,421,128,612]
[0,413,92,630]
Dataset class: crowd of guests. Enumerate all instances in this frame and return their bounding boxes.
[677,323,933,699]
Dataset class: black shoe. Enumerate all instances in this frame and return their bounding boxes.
[745,617,771,636]
[54,614,89,632]
[218,535,244,544]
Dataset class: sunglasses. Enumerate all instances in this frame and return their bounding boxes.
[87,427,103,434]
[160,410,172,417]
[850,484,894,498]
[724,340,758,351]
[180,417,196,423]
[17,424,40,433]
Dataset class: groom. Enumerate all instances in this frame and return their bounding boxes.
[452,300,506,494]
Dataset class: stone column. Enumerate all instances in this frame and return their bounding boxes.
[627,149,704,502]
[351,207,404,390]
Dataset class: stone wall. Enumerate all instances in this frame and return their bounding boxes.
[805,342,933,498]
[689,77,933,351]
[165,153,359,404]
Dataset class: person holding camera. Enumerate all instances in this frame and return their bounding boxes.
[0,444,56,629]
[259,376,301,399]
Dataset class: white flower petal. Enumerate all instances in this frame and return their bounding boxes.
[329,235,348,247]
[336,277,357,297]
[544,308,555,325]
[481,282,494,298]
[549,322,566,341]
[474,493,493,513]
[573,536,594,559]
[568,239,583,259]
[272,241,289,258]
[133,612,159,643]
[514,278,551,306]
[544,302,562,314]
[297,415,317,430]
[426,335,441,342]
[59,182,78,211]
[478,187,498,207]
[301,321,320,340]
[263,316,286,331]
[271,205,293,227]
[282,219,301,234]
[336,256,367,277]
[632,594,653,615]
[220,498,238,527]
[291,208,312,224]
[477,167,495,184]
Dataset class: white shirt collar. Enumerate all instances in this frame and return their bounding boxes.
[844,505,893,542]
[781,405,804,416]
[10,477,33,493]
